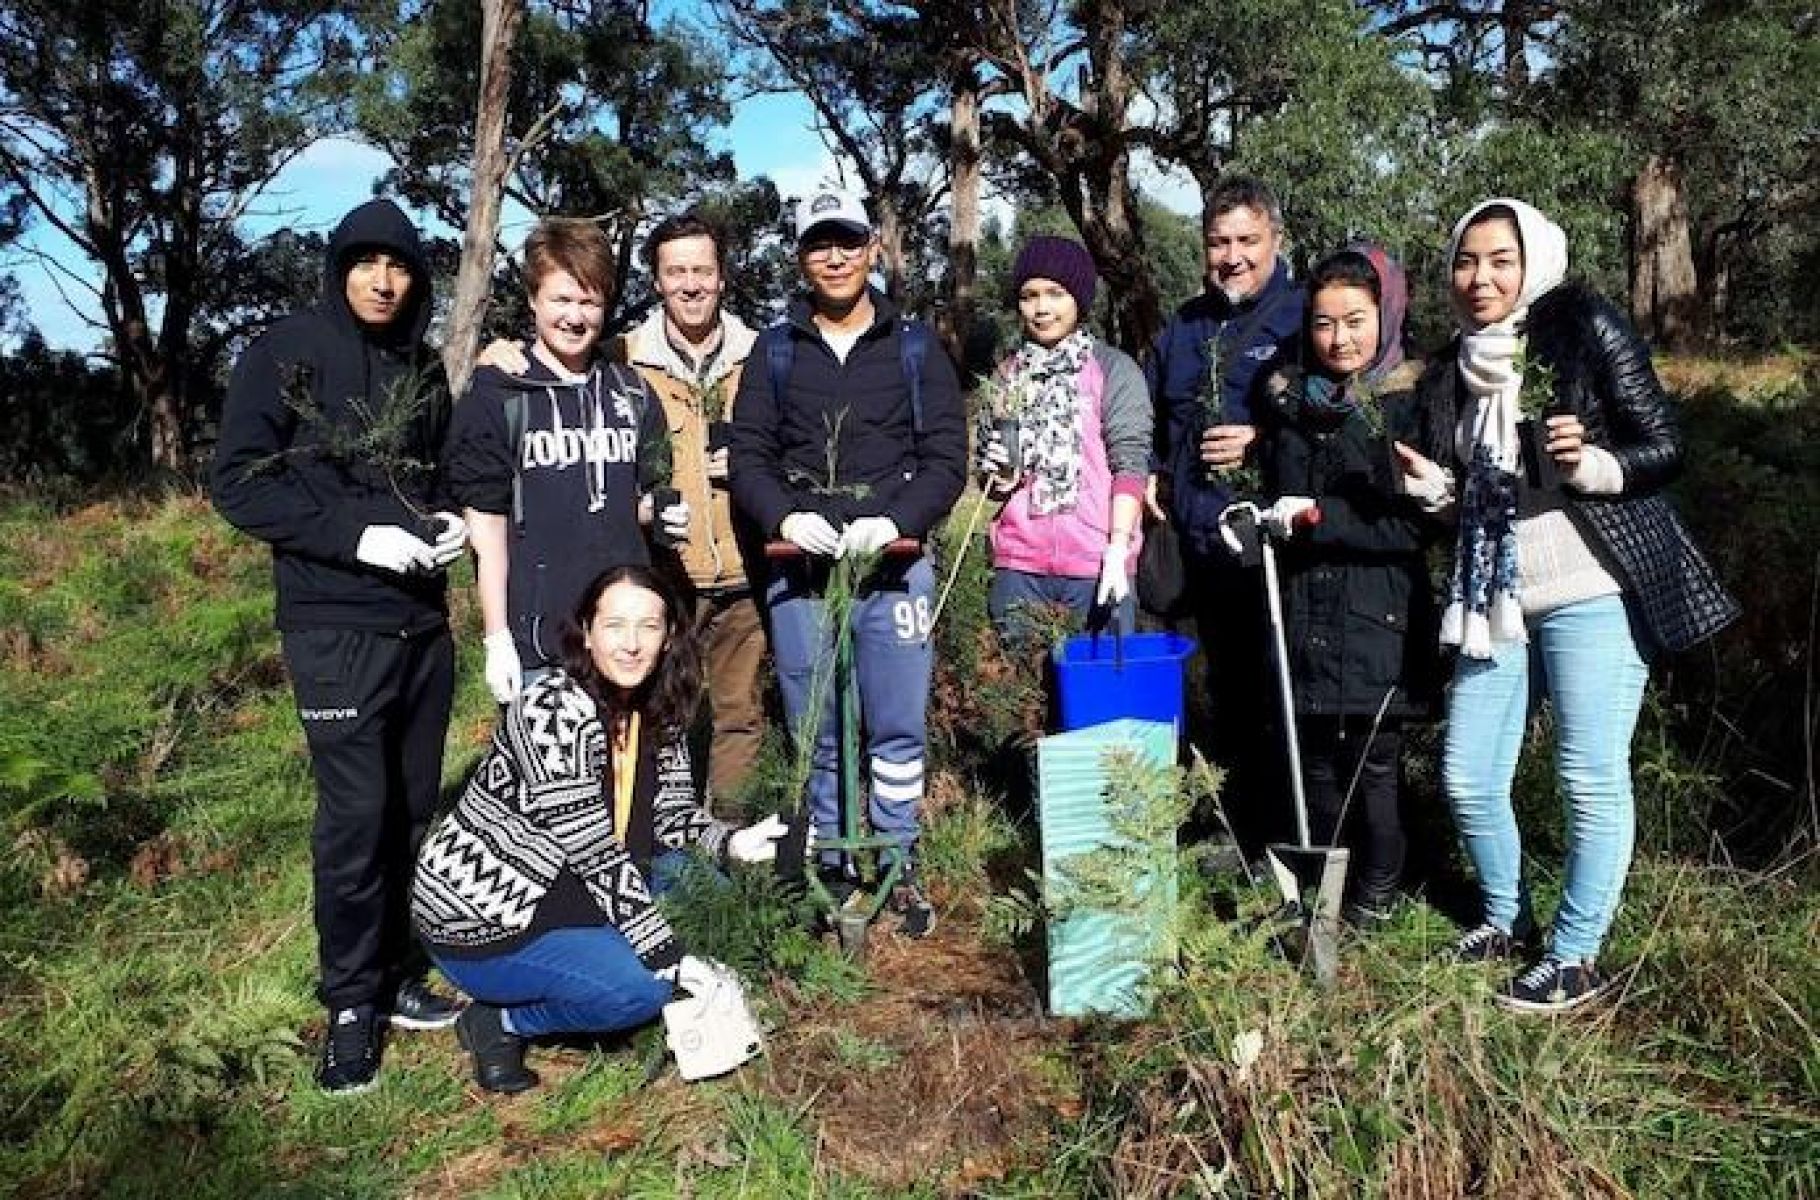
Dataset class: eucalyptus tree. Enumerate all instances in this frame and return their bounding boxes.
[0,0,384,474]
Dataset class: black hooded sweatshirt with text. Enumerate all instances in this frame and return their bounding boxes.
[211,199,452,633]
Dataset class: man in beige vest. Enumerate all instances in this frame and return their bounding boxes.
[616,213,766,807]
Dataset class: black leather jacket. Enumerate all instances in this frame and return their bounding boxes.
[1415,284,1738,654]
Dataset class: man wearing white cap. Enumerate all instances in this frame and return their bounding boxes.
[728,189,966,937]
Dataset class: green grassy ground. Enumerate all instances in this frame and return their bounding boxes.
[1,361,1816,1198]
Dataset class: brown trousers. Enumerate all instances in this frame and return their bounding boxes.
[695,589,768,813]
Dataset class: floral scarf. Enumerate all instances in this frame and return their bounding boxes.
[1002,329,1093,515]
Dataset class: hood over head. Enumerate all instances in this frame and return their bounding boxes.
[1352,241,1407,380]
[1446,196,1568,331]
[323,198,433,349]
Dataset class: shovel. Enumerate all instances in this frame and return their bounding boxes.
[1217,500,1350,986]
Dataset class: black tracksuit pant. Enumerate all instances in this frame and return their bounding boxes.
[281,625,454,1012]
[1189,553,1286,854]
[1299,714,1405,904]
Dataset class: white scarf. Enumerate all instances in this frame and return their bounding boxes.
[1441,198,1569,657]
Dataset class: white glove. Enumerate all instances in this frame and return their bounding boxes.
[662,956,764,1081]
[658,498,691,543]
[482,629,522,704]
[1096,540,1130,606]
[1392,442,1455,512]
[355,525,438,575]
[727,814,789,864]
[840,516,899,557]
[428,511,468,568]
[1260,496,1318,540]
[779,512,842,557]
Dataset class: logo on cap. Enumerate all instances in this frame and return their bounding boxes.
[810,193,842,215]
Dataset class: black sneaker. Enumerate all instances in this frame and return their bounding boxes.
[1453,921,1529,963]
[455,1003,539,1094]
[317,1004,380,1095]
[886,865,936,939]
[1496,956,1610,1014]
[386,977,463,1031]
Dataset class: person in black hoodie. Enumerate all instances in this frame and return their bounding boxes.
[443,217,682,703]
[212,198,467,1094]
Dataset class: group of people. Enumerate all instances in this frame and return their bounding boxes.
[210,172,1735,1098]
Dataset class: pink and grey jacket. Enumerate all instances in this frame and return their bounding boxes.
[990,340,1153,580]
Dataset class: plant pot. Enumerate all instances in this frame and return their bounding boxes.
[992,417,1022,469]
[706,420,731,454]
[1517,417,1559,491]
[650,485,683,548]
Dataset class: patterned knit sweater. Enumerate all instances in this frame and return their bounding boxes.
[411,672,731,969]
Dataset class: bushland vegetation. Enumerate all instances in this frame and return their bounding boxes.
[0,358,1813,1197]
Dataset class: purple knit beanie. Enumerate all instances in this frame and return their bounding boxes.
[1011,235,1097,316]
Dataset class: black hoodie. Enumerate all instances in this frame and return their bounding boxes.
[211,199,452,633]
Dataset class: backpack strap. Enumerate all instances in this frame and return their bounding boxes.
[504,388,527,532]
[898,319,928,435]
[765,324,794,413]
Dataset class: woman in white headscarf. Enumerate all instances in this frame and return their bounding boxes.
[1394,199,1737,1013]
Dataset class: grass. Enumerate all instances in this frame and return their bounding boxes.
[2,366,1817,1200]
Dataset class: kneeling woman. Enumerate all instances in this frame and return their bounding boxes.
[412,564,786,1091]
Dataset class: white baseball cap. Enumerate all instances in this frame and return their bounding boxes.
[794,189,872,244]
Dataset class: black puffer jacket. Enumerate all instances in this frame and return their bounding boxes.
[1260,364,1441,718]
[1414,283,1739,654]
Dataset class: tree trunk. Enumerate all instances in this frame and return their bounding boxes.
[1629,153,1702,351]
[875,199,908,302]
[942,70,983,375]
[443,0,527,398]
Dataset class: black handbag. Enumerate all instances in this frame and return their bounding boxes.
[1136,517,1191,619]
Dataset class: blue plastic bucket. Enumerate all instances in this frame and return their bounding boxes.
[1051,631,1197,733]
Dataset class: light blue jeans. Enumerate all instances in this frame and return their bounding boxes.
[1442,593,1648,962]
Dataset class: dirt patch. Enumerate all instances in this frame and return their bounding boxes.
[764,920,1070,1195]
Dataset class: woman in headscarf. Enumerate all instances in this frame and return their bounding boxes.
[1395,200,1737,1012]
[1251,244,1439,928]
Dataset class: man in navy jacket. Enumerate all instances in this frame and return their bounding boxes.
[212,198,466,1093]
[730,189,966,937]
[1147,176,1305,855]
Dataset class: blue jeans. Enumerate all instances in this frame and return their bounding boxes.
[430,926,672,1039]
[988,568,1134,644]
[1442,594,1648,961]
[766,555,935,860]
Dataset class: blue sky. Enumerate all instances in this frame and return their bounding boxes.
[8,84,844,352]
[7,24,1196,353]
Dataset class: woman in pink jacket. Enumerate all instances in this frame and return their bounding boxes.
[978,236,1154,641]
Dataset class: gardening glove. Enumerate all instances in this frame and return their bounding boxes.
[482,629,522,705]
[779,511,842,557]
[657,498,691,544]
[661,956,764,1081]
[727,814,789,864]
[1391,442,1455,512]
[355,525,439,575]
[427,511,469,568]
[839,516,899,557]
[1095,540,1130,607]
[1260,496,1318,540]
